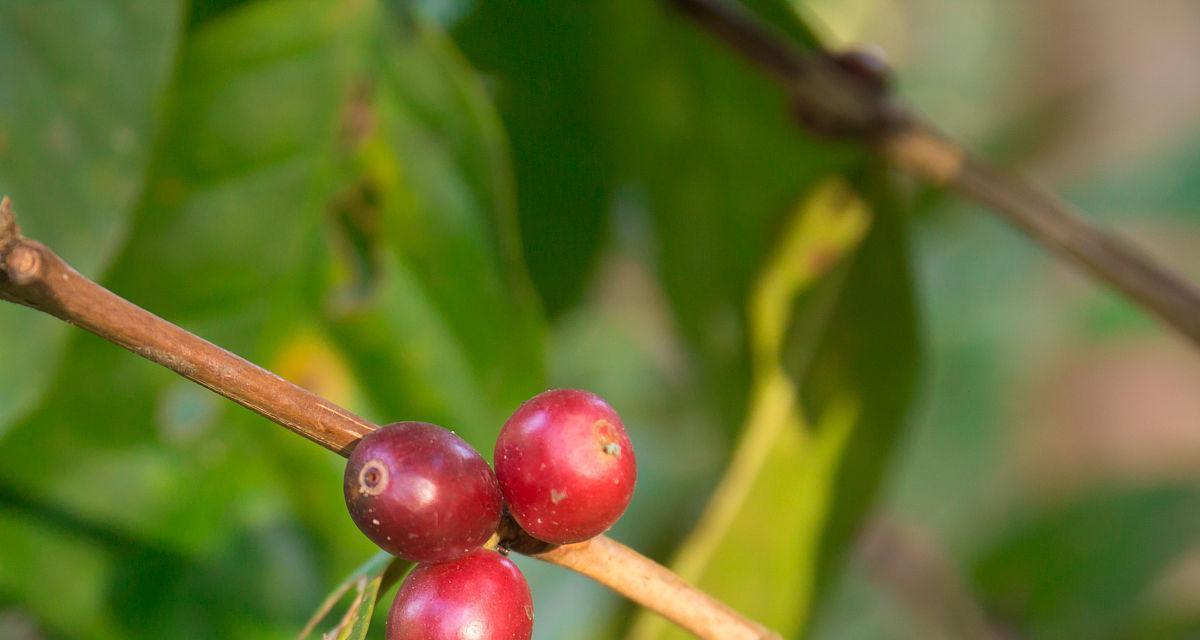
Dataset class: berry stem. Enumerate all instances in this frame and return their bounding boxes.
[535,536,781,640]
[0,198,778,640]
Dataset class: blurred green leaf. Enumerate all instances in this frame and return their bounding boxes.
[0,0,183,433]
[0,0,368,547]
[0,2,929,639]
[0,493,127,639]
[747,0,825,45]
[1116,607,1200,640]
[629,180,882,639]
[595,0,862,430]
[188,0,255,27]
[796,168,922,613]
[454,3,613,316]
[455,5,915,636]
[453,0,827,323]
[0,0,383,635]
[322,12,545,452]
[299,551,408,640]
[972,487,1200,640]
[1,1,542,635]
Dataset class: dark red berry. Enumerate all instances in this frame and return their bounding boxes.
[387,549,534,640]
[344,422,502,563]
[494,389,636,545]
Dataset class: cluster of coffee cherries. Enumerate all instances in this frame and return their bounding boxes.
[343,389,638,639]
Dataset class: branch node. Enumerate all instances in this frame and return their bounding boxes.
[5,244,43,285]
[881,126,966,184]
[667,0,908,139]
[0,197,39,292]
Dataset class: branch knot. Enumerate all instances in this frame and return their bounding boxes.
[788,49,906,139]
[5,244,43,285]
[0,198,45,288]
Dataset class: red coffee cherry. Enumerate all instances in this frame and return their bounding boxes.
[387,549,534,640]
[344,422,502,563]
[494,389,637,544]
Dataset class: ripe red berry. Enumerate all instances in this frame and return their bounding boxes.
[344,422,502,563]
[494,389,637,544]
[387,549,534,640]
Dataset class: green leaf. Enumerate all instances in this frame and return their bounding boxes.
[0,493,125,639]
[452,0,858,434]
[453,0,824,320]
[628,179,879,639]
[454,3,616,316]
[796,168,922,612]
[628,173,920,638]
[0,0,383,635]
[744,0,825,46]
[0,0,183,432]
[0,2,543,635]
[596,0,863,430]
[299,551,409,640]
[1116,607,1200,640]
[454,17,910,634]
[972,487,1200,640]
[0,0,370,545]
[187,0,255,28]
[596,1,923,613]
[322,12,545,451]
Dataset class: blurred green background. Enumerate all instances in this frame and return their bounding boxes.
[1,0,1199,638]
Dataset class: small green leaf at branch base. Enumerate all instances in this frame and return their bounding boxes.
[298,551,410,640]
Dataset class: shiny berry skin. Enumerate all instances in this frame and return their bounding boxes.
[495,389,637,544]
[344,422,502,563]
[387,549,534,640]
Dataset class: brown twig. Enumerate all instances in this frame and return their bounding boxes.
[884,127,1200,344]
[667,0,900,136]
[669,0,1200,347]
[0,197,774,640]
[0,198,373,455]
[535,536,780,640]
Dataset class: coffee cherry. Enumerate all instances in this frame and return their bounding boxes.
[387,549,534,640]
[344,422,502,563]
[494,389,636,544]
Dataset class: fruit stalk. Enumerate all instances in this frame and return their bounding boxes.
[0,196,777,640]
[536,536,781,640]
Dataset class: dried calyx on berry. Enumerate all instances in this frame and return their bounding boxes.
[494,389,637,545]
[343,422,502,563]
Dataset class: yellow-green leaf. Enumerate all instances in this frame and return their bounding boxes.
[628,178,872,639]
